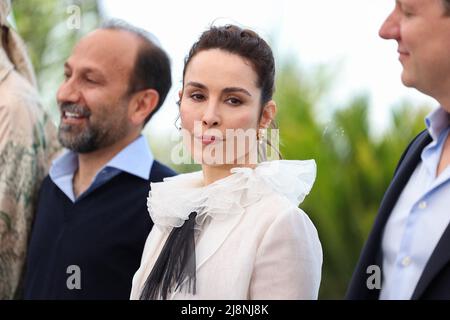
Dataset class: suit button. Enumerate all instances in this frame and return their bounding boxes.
[401,256,412,267]
[418,201,427,209]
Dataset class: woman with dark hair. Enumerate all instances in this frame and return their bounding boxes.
[131,25,322,300]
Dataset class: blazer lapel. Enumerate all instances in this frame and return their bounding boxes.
[412,225,450,299]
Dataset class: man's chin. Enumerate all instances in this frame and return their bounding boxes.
[58,122,85,133]
[60,143,98,154]
[400,72,416,88]
[57,132,97,153]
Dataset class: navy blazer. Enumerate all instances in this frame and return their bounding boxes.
[347,129,450,299]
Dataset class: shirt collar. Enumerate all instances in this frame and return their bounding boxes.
[107,135,154,180]
[49,149,78,179]
[50,135,154,181]
[425,107,450,141]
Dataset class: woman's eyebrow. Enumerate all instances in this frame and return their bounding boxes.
[185,81,207,90]
[222,87,252,97]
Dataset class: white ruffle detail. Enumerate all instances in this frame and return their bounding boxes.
[251,160,316,205]
[147,160,316,230]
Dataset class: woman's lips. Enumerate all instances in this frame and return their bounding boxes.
[195,135,223,145]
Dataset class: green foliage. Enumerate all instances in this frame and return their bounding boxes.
[275,61,430,299]
[12,0,100,121]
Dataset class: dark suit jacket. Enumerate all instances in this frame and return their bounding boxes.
[347,129,450,299]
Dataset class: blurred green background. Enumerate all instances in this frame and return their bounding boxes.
[11,0,432,299]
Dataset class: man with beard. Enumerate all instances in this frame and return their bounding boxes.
[23,20,176,299]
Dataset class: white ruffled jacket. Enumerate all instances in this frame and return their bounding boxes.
[130,160,323,300]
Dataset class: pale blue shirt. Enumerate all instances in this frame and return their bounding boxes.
[380,107,450,300]
[49,135,154,203]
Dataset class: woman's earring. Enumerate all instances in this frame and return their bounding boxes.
[174,114,182,131]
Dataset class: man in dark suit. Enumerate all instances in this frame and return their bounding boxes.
[23,19,176,299]
[347,0,450,299]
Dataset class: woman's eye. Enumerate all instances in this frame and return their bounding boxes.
[226,97,242,106]
[190,93,205,101]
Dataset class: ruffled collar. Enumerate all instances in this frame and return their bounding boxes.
[147,160,316,230]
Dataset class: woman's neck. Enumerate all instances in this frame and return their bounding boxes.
[201,163,257,186]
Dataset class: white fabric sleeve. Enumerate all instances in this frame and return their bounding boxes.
[249,207,323,299]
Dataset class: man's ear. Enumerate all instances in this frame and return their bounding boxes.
[259,100,277,129]
[129,89,160,126]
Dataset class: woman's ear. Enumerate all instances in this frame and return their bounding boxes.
[259,100,277,129]
[130,89,160,126]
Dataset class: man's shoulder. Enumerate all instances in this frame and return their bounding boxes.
[37,175,60,201]
[149,160,177,183]
[40,174,56,188]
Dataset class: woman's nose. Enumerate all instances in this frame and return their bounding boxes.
[201,101,221,127]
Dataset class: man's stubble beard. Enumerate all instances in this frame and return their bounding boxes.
[57,102,130,154]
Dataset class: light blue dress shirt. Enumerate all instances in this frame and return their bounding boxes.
[380,107,450,300]
[49,135,154,203]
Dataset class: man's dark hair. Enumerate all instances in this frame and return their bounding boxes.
[101,19,172,125]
